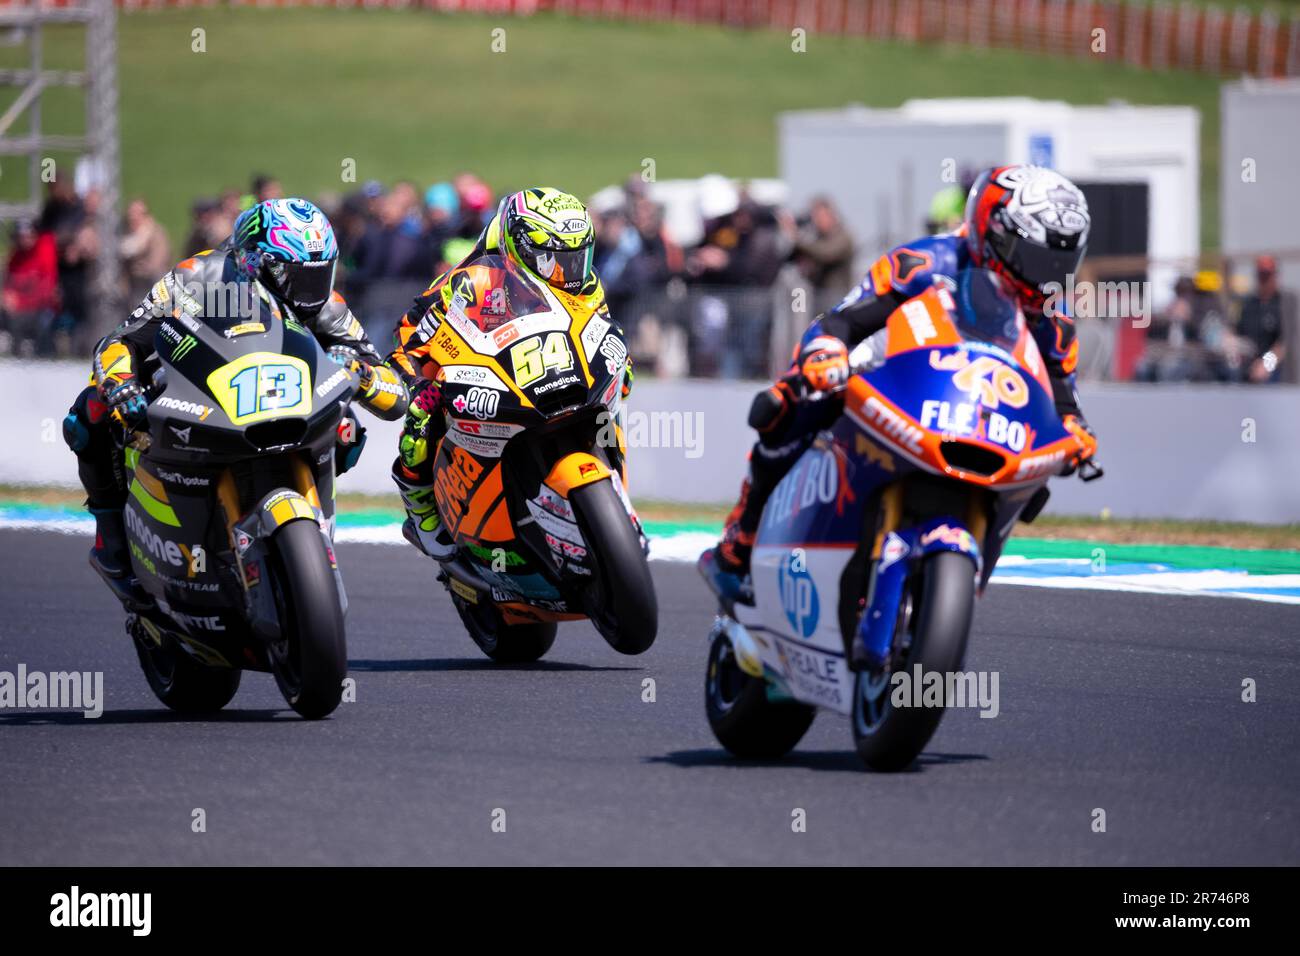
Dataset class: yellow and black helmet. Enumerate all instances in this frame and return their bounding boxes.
[501,187,595,294]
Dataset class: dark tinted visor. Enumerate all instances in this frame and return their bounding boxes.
[991,229,1086,292]
[266,258,336,314]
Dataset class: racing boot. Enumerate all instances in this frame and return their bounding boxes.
[698,480,757,607]
[89,506,131,579]
[393,465,455,561]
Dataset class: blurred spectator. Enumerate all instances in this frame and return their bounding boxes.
[351,182,432,287]
[1237,255,1295,384]
[252,174,283,203]
[214,189,243,241]
[1137,271,1244,383]
[348,181,437,342]
[687,198,784,377]
[119,199,172,305]
[436,236,476,277]
[38,176,84,239]
[1,221,59,356]
[594,208,643,306]
[688,199,783,287]
[925,168,977,234]
[183,198,225,257]
[55,188,102,355]
[39,177,90,339]
[631,197,682,282]
[423,182,460,253]
[788,196,854,312]
[926,185,966,235]
[453,173,494,238]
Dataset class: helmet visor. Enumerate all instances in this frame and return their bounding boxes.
[265,258,336,314]
[991,229,1086,294]
[523,241,593,294]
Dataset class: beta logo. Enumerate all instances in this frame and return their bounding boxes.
[777,553,819,639]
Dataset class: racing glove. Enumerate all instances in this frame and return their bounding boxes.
[102,377,148,430]
[621,359,635,400]
[1062,414,1098,469]
[327,344,374,390]
[398,381,443,469]
[795,336,850,397]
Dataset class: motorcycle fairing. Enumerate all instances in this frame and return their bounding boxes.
[425,256,635,622]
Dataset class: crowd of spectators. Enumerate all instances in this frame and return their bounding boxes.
[2,169,1290,385]
[0,169,858,377]
[1132,256,1295,385]
[590,176,856,377]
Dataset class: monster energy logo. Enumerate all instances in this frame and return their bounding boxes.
[236,208,261,239]
[172,335,197,361]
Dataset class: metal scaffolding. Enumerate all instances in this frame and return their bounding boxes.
[0,0,121,339]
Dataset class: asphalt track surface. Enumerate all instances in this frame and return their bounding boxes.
[1,528,1297,866]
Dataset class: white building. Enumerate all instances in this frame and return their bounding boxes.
[779,97,1201,310]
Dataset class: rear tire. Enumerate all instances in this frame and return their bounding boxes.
[569,480,658,655]
[133,630,242,714]
[705,628,816,758]
[453,594,557,663]
[266,518,347,719]
[851,550,976,771]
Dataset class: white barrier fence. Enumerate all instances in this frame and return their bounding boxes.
[3,359,1299,523]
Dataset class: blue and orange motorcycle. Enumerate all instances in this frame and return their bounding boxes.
[704,267,1102,771]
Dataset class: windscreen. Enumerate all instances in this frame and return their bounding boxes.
[951,267,1027,355]
[446,254,553,333]
[183,280,279,334]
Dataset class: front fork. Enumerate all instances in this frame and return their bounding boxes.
[217,456,344,645]
[853,484,984,670]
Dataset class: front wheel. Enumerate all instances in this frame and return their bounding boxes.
[569,480,658,655]
[851,550,976,771]
[705,627,815,759]
[266,518,347,719]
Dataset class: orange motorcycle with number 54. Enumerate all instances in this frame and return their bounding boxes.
[415,253,657,662]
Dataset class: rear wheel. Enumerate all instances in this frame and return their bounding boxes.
[266,518,347,719]
[133,625,242,714]
[705,626,816,758]
[851,550,976,771]
[452,593,557,663]
[569,480,657,655]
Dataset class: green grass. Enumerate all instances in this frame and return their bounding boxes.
[1,8,1224,247]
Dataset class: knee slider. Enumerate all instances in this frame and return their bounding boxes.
[62,412,89,453]
[63,386,102,452]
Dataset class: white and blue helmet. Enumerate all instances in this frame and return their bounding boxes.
[233,198,339,316]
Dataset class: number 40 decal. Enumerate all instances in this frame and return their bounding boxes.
[510,332,573,388]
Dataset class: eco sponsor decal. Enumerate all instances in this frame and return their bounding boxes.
[451,386,500,420]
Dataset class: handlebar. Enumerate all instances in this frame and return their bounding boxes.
[1076,458,1104,482]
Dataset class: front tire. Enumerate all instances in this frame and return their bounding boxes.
[705,627,816,758]
[851,550,976,771]
[266,518,347,719]
[133,628,242,714]
[453,593,557,663]
[569,480,658,654]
